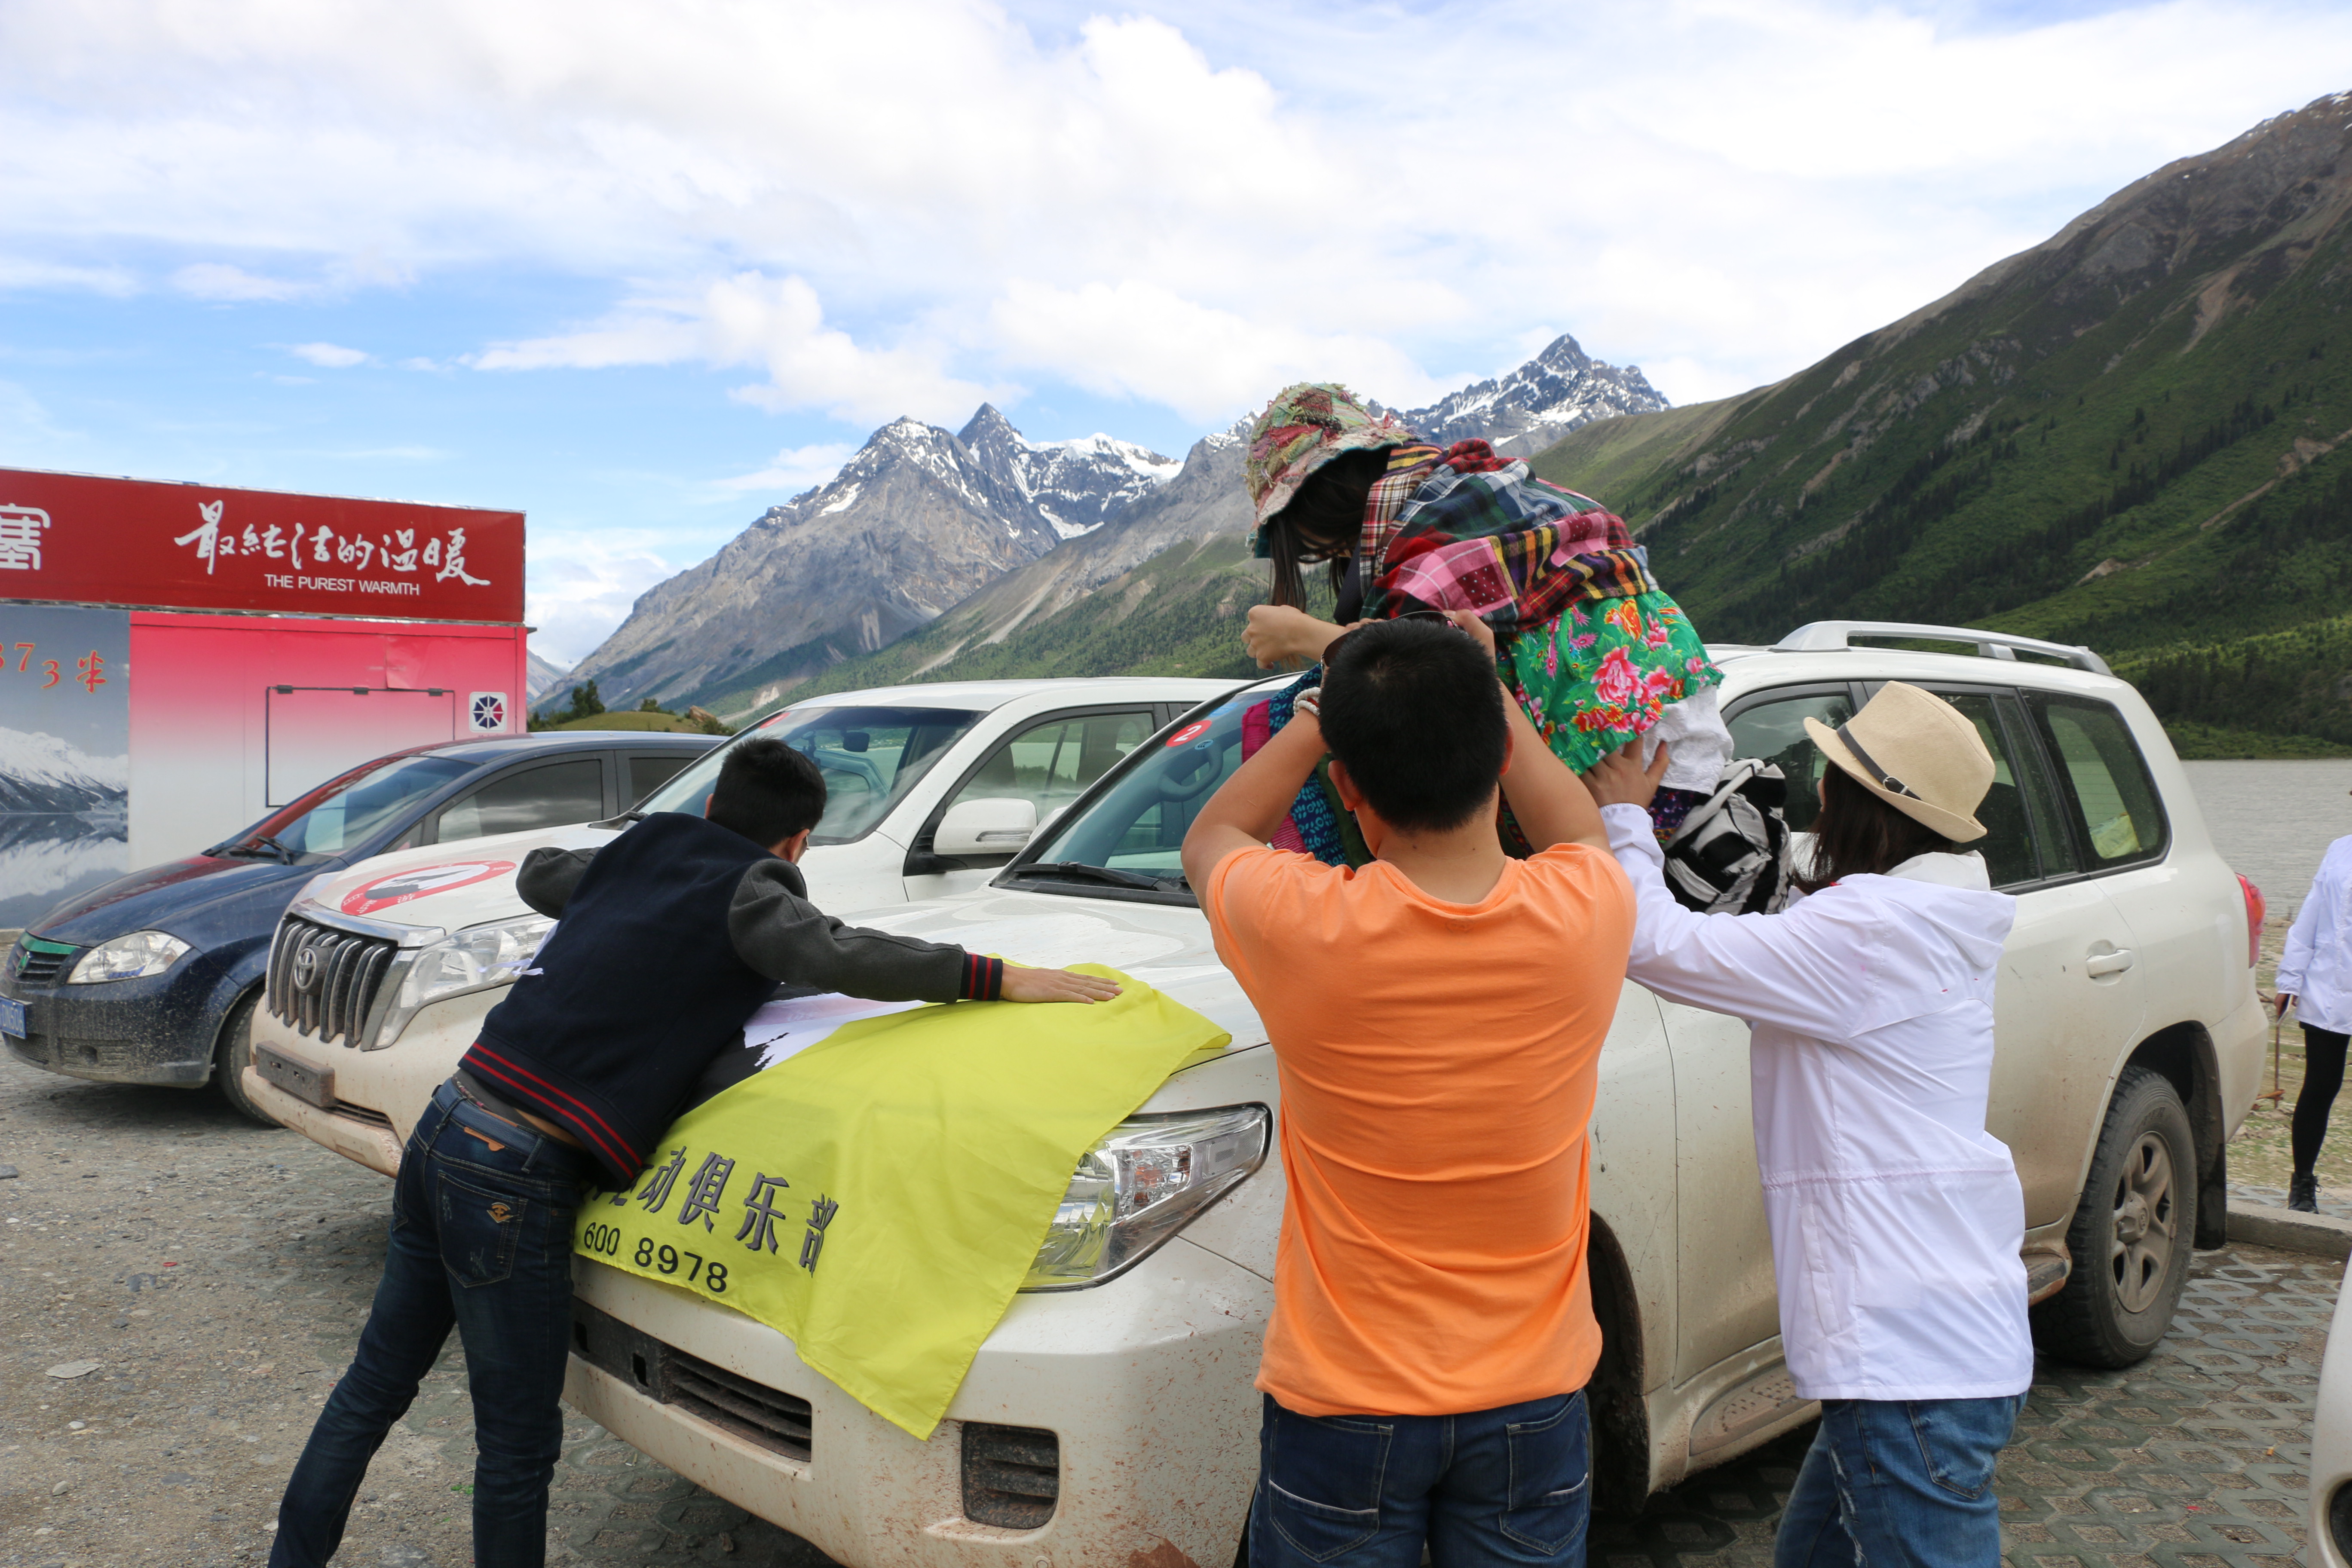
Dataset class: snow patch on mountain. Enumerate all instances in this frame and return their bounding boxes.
[0,726,129,815]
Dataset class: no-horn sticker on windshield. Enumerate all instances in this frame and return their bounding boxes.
[1164,720,1212,747]
[340,861,517,917]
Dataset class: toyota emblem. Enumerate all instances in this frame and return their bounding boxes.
[291,945,321,992]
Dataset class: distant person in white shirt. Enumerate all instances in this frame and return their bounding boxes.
[1585,681,2029,1568]
[2274,830,2352,1213]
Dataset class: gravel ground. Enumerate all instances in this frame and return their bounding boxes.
[0,1054,2340,1568]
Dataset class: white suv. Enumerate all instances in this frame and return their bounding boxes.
[237,676,1231,1172]
[243,625,2266,1566]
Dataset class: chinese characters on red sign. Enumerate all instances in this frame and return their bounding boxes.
[0,469,524,622]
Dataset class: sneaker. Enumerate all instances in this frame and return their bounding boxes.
[2289,1172,2319,1213]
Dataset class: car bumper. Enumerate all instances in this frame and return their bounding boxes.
[241,989,493,1175]
[563,1232,1270,1568]
[0,961,225,1086]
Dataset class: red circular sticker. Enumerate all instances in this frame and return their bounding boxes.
[340,861,517,917]
[1164,720,1212,747]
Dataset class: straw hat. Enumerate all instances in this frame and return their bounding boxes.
[1804,681,1993,843]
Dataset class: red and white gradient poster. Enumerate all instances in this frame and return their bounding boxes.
[127,614,528,865]
[0,467,522,623]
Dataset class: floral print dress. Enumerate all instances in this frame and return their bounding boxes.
[1504,591,1721,775]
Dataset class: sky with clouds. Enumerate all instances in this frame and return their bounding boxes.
[3,0,2348,662]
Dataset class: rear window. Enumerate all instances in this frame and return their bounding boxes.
[2024,695,2168,870]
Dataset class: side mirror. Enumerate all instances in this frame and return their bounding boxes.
[933,797,1038,857]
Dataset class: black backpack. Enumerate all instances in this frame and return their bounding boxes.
[1660,760,1794,916]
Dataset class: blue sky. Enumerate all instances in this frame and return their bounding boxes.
[4,0,2349,663]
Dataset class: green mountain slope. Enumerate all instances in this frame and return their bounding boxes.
[1527,91,2352,750]
[745,94,2352,751]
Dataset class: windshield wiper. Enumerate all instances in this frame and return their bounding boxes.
[220,835,294,863]
[1014,861,1187,893]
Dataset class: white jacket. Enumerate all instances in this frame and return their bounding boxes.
[2278,835,2352,1034]
[1602,804,2033,1402]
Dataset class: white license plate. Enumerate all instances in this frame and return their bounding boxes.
[0,995,25,1039]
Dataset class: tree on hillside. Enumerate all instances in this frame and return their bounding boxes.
[542,681,604,726]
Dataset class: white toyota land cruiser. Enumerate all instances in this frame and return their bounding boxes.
[243,625,2266,1568]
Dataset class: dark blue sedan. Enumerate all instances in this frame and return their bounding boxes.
[0,730,718,1121]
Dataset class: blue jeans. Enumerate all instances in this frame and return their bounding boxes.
[1248,1390,1590,1568]
[271,1080,598,1568]
[1774,1396,2023,1568]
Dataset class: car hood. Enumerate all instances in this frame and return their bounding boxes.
[295,821,622,934]
[832,886,1265,1054]
[33,854,319,945]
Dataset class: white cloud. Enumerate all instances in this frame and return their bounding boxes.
[474,272,993,425]
[707,442,858,498]
[171,263,312,302]
[524,527,718,665]
[285,341,371,368]
[0,257,138,296]
[983,279,1443,423]
[4,0,2352,421]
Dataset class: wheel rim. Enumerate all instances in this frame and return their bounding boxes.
[2107,1130,2175,1314]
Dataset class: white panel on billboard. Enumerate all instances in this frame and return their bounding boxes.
[265,687,457,807]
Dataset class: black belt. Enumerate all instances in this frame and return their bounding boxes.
[1836,723,1920,801]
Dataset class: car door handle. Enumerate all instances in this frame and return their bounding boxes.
[2085,949,2136,978]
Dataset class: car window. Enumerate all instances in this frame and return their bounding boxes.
[1925,690,2044,889]
[1024,698,1256,881]
[636,706,984,845]
[214,752,476,864]
[2025,694,2168,870]
[628,752,695,803]
[434,759,608,845]
[1725,688,1854,834]
[939,710,1158,846]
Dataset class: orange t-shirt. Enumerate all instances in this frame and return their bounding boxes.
[1203,842,1635,1418]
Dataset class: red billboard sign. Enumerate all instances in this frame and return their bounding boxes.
[0,467,524,623]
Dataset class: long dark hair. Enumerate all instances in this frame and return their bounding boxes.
[1794,764,1963,894]
[1266,448,1390,608]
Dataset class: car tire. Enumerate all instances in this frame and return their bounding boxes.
[2032,1064,2195,1368]
[213,991,279,1128]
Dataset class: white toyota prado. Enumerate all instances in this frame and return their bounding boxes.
[242,628,2266,1568]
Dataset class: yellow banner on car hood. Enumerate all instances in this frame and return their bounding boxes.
[572,967,1229,1439]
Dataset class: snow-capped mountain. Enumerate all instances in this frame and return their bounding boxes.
[954,405,1181,540]
[1401,334,1669,457]
[560,409,1179,708]
[567,330,1664,709]
[0,725,129,816]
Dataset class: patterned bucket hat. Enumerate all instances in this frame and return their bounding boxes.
[1245,383,1416,555]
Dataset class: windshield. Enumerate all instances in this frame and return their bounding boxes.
[637,704,986,845]
[1016,684,1273,892]
[214,752,477,864]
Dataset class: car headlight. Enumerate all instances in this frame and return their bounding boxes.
[67,930,192,983]
[1022,1105,1269,1290]
[367,913,553,1050]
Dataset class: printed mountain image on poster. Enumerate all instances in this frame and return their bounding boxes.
[0,606,130,928]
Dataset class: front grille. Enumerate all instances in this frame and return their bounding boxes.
[331,1102,395,1132]
[571,1301,812,1462]
[9,938,77,987]
[962,1424,1058,1529]
[267,916,399,1047]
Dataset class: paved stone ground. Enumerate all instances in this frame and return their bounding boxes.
[0,1054,2340,1567]
[1606,1242,2340,1568]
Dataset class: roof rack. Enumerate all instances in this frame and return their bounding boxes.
[1770,621,2112,677]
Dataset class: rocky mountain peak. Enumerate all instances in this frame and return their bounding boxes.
[1402,333,1670,457]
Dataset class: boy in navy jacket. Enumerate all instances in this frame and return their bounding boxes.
[272,738,1114,1568]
